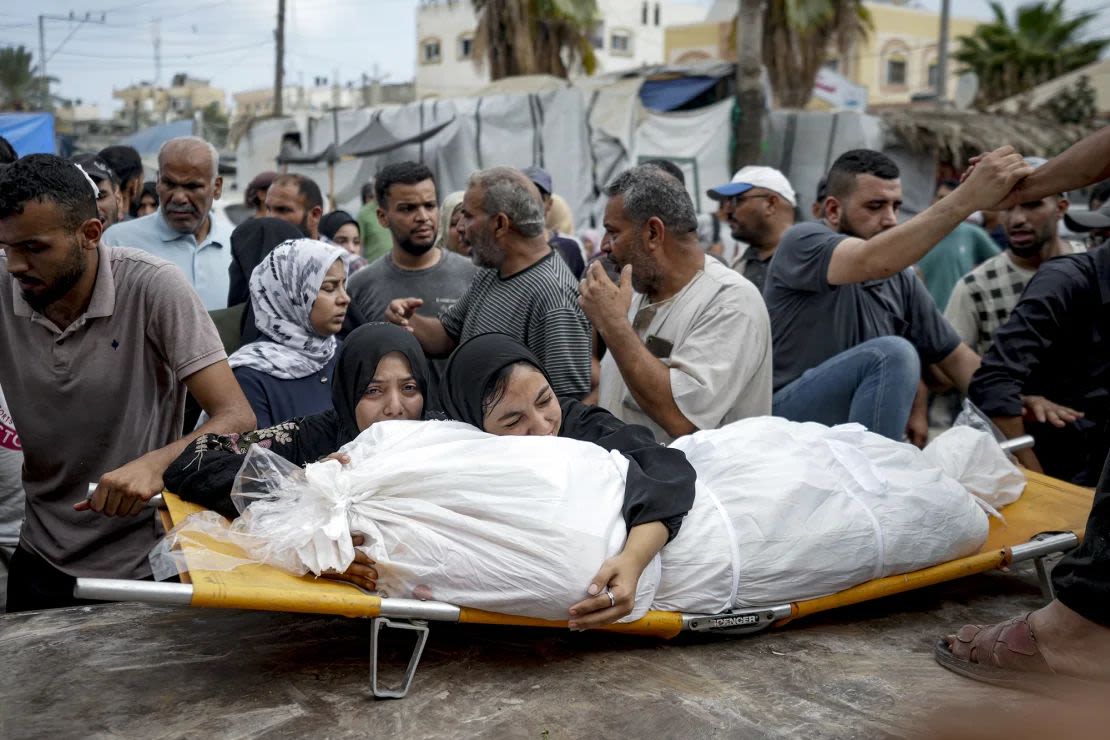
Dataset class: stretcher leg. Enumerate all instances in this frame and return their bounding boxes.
[1027,532,1070,601]
[369,617,430,699]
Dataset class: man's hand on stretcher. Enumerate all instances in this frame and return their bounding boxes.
[76,454,166,517]
[568,521,668,630]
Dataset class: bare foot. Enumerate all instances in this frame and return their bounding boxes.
[1025,600,1110,681]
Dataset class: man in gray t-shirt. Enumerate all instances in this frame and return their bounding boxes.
[0,155,255,612]
[763,148,1032,441]
[346,161,478,405]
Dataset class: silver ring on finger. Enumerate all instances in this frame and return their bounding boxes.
[606,589,616,607]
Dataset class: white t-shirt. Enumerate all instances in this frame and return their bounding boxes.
[0,384,25,547]
[598,256,773,443]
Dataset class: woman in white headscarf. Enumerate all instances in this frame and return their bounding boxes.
[434,190,466,255]
[228,238,351,427]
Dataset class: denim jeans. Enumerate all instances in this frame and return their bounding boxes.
[771,336,920,441]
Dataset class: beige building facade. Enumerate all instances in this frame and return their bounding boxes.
[113,73,226,127]
[664,1,982,109]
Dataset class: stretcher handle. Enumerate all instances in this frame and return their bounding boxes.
[999,435,1034,454]
[86,483,165,509]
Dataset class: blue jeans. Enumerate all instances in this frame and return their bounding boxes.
[772,336,920,440]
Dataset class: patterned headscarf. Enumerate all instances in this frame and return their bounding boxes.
[228,239,349,380]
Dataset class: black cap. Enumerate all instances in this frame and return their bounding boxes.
[72,154,117,186]
[1064,202,1110,232]
[522,165,553,196]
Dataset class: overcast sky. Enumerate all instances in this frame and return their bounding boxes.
[1,0,1107,114]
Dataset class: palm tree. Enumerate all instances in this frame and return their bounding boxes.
[472,0,599,80]
[954,0,1109,106]
[731,0,872,109]
[0,46,51,111]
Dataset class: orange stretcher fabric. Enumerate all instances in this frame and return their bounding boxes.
[162,469,1093,638]
[786,470,1093,622]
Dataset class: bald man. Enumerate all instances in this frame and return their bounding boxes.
[102,136,231,309]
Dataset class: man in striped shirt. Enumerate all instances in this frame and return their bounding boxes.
[386,167,591,399]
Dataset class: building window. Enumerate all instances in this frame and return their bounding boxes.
[641,2,648,25]
[886,56,906,86]
[610,30,632,56]
[654,2,660,26]
[927,62,939,90]
[458,33,474,61]
[421,37,442,65]
[589,22,605,49]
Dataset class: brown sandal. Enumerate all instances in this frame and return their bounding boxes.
[934,612,1058,688]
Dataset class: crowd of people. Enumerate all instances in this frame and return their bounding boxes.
[0,124,1109,687]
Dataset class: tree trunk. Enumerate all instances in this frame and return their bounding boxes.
[733,0,766,171]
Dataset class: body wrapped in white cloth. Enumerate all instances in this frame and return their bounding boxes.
[160,417,1013,620]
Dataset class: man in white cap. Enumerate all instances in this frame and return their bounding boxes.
[708,165,797,293]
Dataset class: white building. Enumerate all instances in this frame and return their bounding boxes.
[415,0,707,99]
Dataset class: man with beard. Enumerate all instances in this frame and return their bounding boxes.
[0,154,254,611]
[71,154,121,229]
[264,173,324,239]
[102,136,232,310]
[386,166,591,399]
[946,158,1084,356]
[763,148,1031,441]
[346,161,477,402]
[708,165,797,293]
[98,145,144,220]
[581,164,772,443]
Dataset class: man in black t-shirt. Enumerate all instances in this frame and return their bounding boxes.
[764,148,1031,441]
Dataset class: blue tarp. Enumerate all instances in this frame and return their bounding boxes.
[0,113,55,155]
[120,119,193,155]
[639,76,720,112]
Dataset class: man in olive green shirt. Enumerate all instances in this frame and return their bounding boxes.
[358,179,393,264]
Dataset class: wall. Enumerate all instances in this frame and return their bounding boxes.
[414,0,708,99]
[662,1,983,109]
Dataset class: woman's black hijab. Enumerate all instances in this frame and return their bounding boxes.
[229,217,304,305]
[442,333,552,430]
[331,323,432,443]
[232,217,305,344]
[319,210,358,242]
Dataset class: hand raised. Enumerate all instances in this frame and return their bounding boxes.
[958,146,1035,212]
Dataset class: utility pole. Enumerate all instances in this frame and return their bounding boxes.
[38,15,47,108]
[37,12,108,110]
[152,18,162,85]
[733,0,766,171]
[936,0,951,109]
[274,0,286,117]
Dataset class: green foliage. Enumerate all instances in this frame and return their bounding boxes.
[0,45,52,111]
[1036,74,1098,125]
[733,1,872,108]
[472,0,600,80]
[954,0,1109,106]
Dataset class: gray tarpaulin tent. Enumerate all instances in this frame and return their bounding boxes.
[235,64,935,229]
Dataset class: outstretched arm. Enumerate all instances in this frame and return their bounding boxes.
[999,126,1110,207]
[827,147,1034,285]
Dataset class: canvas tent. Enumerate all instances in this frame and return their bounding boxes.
[235,63,950,229]
[0,113,55,156]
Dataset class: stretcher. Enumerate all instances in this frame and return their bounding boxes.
[75,461,1094,699]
